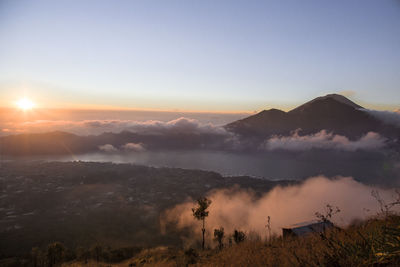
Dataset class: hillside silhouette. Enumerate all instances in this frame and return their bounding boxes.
[226,94,399,140]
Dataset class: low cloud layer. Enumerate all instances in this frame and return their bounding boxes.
[122,142,146,152]
[262,130,386,152]
[99,143,146,153]
[162,176,399,245]
[98,144,118,153]
[364,109,400,128]
[1,117,391,154]
[1,117,228,136]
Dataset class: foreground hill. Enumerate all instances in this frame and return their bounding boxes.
[226,94,399,140]
[138,215,399,267]
[0,161,290,259]
[6,215,399,266]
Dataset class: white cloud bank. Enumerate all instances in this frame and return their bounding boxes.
[122,142,146,152]
[99,143,146,152]
[262,130,386,152]
[98,144,118,153]
[162,176,400,245]
[1,116,393,153]
[1,117,228,136]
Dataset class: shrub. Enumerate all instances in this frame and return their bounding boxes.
[233,230,246,244]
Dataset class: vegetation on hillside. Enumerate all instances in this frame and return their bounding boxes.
[1,162,399,266]
[1,202,399,266]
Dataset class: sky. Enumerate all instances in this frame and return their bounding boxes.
[0,0,399,112]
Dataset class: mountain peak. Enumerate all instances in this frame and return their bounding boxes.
[225,93,383,139]
[321,94,363,109]
[290,94,363,113]
[259,108,286,114]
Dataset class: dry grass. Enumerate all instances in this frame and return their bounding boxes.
[62,215,400,267]
[63,247,181,267]
[198,215,400,267]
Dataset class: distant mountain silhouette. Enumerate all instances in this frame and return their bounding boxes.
[1,94,399,156]
[226,94,398,139]
[0,131,86,156]
[0,130,228,156]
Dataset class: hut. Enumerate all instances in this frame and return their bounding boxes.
[282,220,334,238]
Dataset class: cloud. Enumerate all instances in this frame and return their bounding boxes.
[161,176,399,245]
[262,130,386,152]
[364,109,400,128]
[98,144,118,152]
[121,117,228,136]
[0,117,229,136]
[0,116,393,153]
[121,142,146,152]
[339,90,356,98]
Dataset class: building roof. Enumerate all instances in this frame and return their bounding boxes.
[283,220,334,236]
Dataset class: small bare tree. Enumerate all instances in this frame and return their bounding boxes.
[315,204,340,223]
[372,189,400,218]
[265,216,271,242]
[192,197,212,250]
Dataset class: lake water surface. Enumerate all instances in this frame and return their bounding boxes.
[20,150,386,182]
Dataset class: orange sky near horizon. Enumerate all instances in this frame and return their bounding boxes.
[1,94,398,114]
[1,1,400,116]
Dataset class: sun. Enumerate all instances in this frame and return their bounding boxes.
[16,98,35,111]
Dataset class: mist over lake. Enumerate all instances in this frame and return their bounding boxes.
[10,149,393,184]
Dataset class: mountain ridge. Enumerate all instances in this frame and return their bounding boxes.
[225,94,396,139]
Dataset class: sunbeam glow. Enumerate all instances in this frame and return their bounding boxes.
[16,98,35,111]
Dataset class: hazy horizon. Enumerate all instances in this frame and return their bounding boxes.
[1,0,400,112]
